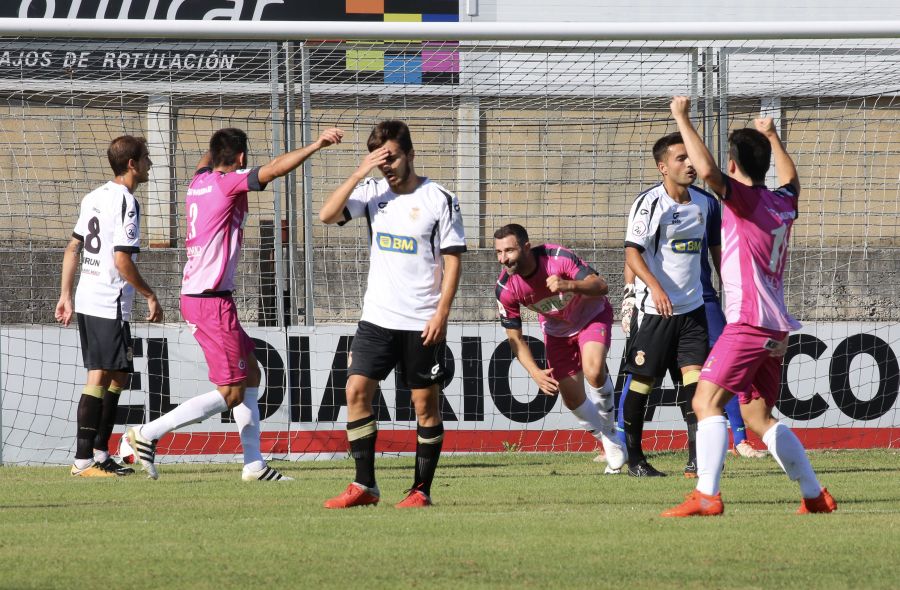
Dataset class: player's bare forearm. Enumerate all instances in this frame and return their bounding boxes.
[508,328,559,393]
[710,244,722,278]
[549,273,607,297]
[625,247,662,296]
[319,145,390,224]
[115,253,163,322]
[436,252,462,316]
[56,238,81,326]
[59,238,81,299]
[421,253,461,345]
[762,124,800,194]
[259,128,343,185]
[319,175,362,224]
[624,262,636,285]
[670,96,725,196]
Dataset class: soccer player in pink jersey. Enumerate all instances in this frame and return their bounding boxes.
[494,224,627,473]
[127,126,343,481]
[662,96,836,516]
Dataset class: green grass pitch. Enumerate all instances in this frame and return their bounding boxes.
[1,450,898,589]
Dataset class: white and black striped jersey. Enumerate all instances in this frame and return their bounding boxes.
[624,183,716,316]
[340,177,466,331]
[72,181,141,321]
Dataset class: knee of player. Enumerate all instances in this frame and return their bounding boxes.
[345,383,370,407]
[581,363,604,385]
[220,386,246,408]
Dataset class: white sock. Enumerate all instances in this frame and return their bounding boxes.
[587,374,615,412]
[234,387,264,469]
[74,458,93,469]
[762,422,822,498]
[141,389,228,441]
[696,415,728,496]
[571,397,610,439]
[93,449,109,463]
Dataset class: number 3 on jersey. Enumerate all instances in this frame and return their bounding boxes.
[187,202,199,240]
[769,223,788,273]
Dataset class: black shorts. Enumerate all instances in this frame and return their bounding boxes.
[77,313,134,372]
[348,321,446,389]
[623,305,708,378]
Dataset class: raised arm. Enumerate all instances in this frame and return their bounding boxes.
[195,150,212,172]
[670,96,726,197]
[755,117,800,195]
[54,237,82,327]
[318,146,390,224]
[506,327,559,395]
[257,128,343,186]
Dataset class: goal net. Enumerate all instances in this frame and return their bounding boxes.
[1,23,899,464]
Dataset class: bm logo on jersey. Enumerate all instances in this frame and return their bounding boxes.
[376,232,417,254]
[671,239,701,254]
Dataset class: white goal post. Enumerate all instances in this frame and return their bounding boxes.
[1,18,899,465]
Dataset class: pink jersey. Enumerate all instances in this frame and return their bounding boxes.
[719,177,802,332]
[181,167,266,295]
[495,244,610,338]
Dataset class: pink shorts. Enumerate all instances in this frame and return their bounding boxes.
[180,294,256,386]
[545,306,613,380]
[700,322,787,407]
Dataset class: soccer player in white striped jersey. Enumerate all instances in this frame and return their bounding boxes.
[56,135,163,477]
[319,120,465,509]
[620,133,715,477]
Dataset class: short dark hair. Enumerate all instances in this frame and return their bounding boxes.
[494,223,529,247]
[728,128,771,183]
[367,120,413,153]
[652,132,684,163]
[107,135,148,176]
[209,128,249,168]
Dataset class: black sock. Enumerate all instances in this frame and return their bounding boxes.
[679,383,698,464]
[413,423,444,496]
[93,387,122,454]
[347,415,377,488]
[76,393,104,461]
[623,389,649,467]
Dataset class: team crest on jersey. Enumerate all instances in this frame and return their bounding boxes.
[410,207,420,221]
[632,221,647,237]
[125,223,137,240]
[376,232,417,254]
[635,350,646,366]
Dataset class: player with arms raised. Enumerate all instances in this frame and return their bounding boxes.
[56,136,163,477]
[662,96,836,517]
[494,224,627,473]
[127,126,343,481]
